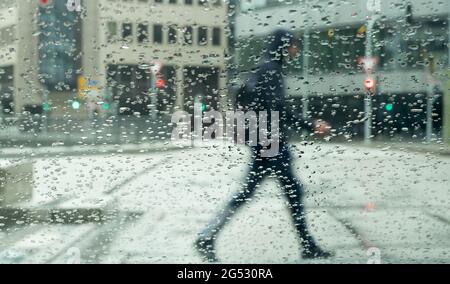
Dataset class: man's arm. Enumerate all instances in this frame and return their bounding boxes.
[262,67,331,137]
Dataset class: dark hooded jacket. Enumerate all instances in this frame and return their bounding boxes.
[243,29,310,154]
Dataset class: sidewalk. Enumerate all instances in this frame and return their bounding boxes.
[0,116,172,148]
[0,141,182,158]
[349,141,450,156]
[2,137,449,159]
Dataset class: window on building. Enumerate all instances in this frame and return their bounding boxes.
[183,26,193,45]
[0,66,14,115]
[138,23,149,44]
[107,22,118,43]
[38,0,81,90]
[0,25,16,47]
[153,24,163,44]
[212,27,221,46]
[168,25,178,45]
[122,23,133,43]
[198,27,208,46]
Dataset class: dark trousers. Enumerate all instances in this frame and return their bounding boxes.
[201,146,316,249]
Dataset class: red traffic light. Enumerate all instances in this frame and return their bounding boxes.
[364,78,375,91]
[39,0,50,5]
[156,78,165,89]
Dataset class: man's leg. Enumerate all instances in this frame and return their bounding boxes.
[196,155,267,262]
[275,148,333,259]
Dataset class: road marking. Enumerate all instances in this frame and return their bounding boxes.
[423,211,450,226]
[104,157,171,194]
[327,210,375,250]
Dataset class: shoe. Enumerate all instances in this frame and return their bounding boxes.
[302,245,334,259]
[195,237,219,263]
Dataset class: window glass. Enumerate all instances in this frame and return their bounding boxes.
[0,0,448,267]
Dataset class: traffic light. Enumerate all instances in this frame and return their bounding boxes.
[385,103,393,112]
[156,78,165,89]
[102,102,111,110]
[364,77,376,94]
[71,100,81,110]
[42,102,50,112]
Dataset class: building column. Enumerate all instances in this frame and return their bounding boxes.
[82,0,100,82]
[81,0,102,119]
[218,68,228,112]
[175,65,185,111]
[444,71,450,146]
[14,0,42,115]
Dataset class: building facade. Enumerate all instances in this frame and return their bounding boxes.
[0,0,228,123]
[235,0,450,143]
[84,0,228,118]
[0,0,42,119]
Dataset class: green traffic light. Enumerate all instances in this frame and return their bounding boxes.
[42,102,50,112]
[201,104,206,112]
[102,103,110,110]
[385,103,393,112]
[72,101,81,110]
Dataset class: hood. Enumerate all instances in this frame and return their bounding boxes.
[263,29,297,66]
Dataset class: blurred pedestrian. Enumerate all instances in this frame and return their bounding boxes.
[195,29,333,262]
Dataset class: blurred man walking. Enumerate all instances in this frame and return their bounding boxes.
[196,29,333,262]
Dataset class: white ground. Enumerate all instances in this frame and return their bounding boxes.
[0,142,449,264]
